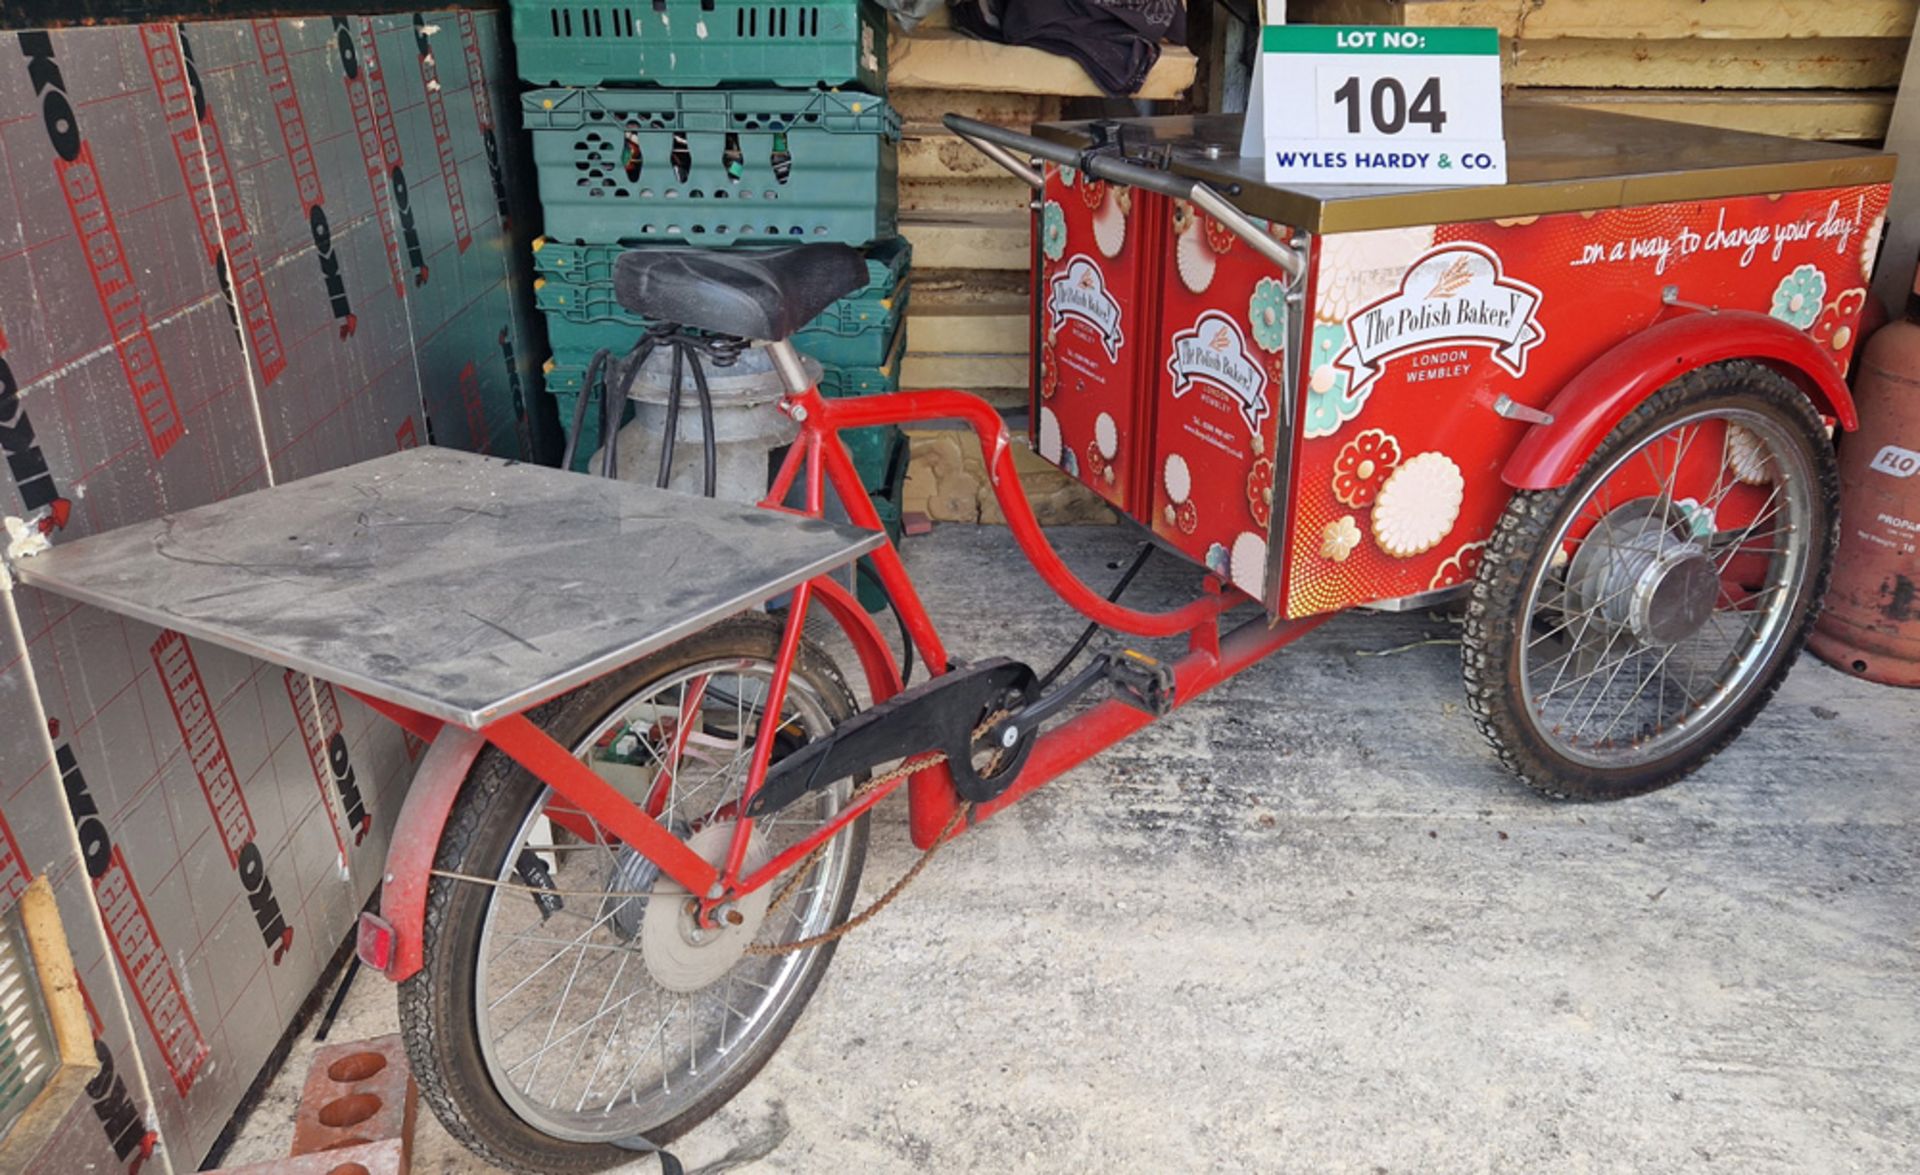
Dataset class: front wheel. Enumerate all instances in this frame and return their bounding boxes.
[399,616,868,1173]
[1463,360,1838,800]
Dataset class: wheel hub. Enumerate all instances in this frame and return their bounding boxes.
[602,819,688,942]
[639,822,772,992]
[1566,501,1721,647]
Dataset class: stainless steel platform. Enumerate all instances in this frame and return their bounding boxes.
[14,448,884,728]
[1036,103,1895,233]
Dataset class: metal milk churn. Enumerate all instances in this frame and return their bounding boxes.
[589,343,807,501]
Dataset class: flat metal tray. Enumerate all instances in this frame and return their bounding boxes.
[1036,103,1895,233]
[14,448,883,728]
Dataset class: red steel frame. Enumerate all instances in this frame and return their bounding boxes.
[359,295,1852,981]
[355,378,1325,978]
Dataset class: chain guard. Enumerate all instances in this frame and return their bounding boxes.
[744,658,1037,818]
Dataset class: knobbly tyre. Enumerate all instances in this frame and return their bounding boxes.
[10,105,1890,1172]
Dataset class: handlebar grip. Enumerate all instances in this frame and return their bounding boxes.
[941,114,1078,167]
[1080,154,1201,203]
[942,113,1201,203]
[941,113,1304,283]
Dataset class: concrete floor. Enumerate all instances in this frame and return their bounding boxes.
[224,524,1918,1174]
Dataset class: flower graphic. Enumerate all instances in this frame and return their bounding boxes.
[1041,201,1067,261]
[1039,336,1058,399]
[1811,287,1868,352]
[1429,541,1488,590]
[1316,226,1436,321]
[1724,422,1772,486]
[1372,452,1465,558]
[1674,498,1717,540]
[1230,531,1267,597]
[1332,428,1403,508]
[1174,500,1198,534]
[1176,225,1215,294]
[1769,264,1827,329]
[1249,278,1288,353]
[1861,213,1885,276]
[1203,215,1238,255]
[1321,515,1363,562]
[1205,541,1230,578]
[1059,164,1078,187]
[1080,178,1108,211]
[1247,457,1275,529]
[1304,321,1366,439]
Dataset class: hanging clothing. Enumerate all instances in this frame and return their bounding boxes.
[948,0,1188,98]
[881,0,948,31]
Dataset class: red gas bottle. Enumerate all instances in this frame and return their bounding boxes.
[1807,256,1920,686]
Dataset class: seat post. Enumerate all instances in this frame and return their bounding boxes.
[765,339,814,396]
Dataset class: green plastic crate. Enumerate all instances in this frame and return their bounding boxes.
[856,440,908,612]
[535,238,910,366]
[817,317,904,399]
[841,422,900,489]
[536,235,909,288]
[512,0,888,89]
[523,88,899,246]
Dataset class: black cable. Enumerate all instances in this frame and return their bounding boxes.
[1035,542,1153,691]
[654,341,685,488]
[856,560,915,687]
[563,347,612,473]
[600,336,653,480]
[686,345,718,497]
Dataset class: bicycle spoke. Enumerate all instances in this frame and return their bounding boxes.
[469,651,864,1143]
[1511,404,1817,772]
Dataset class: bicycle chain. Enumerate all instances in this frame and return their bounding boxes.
[745,710,1010,957]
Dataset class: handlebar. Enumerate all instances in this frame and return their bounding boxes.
[943,114,1305,284]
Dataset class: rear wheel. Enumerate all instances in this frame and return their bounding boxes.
[1464,361,1838,800]
[399,616,868,1172]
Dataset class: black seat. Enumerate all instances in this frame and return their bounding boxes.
[612,243,869,342]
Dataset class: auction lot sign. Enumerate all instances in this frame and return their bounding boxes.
[1241,25,1507,186]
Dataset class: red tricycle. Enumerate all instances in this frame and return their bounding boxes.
[16,106,1891,1171]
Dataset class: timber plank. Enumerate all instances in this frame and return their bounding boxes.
[1509,37,1907,90]
[888,91,1063,126]
[1526,88,1895,141]
[902,353,1031,390]
[890,28,1196,98]
[901,176,1035,215]
[1288,0,1917,40]
[902,211,1032,270]
[902,128,1037,180]
[907,304,1029,354]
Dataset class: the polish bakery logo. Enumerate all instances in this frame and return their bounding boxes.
[1048,254,1125,360]
[1339,244,1545,396]
[1167,309,1269,433]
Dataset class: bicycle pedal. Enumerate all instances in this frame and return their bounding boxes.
[1106,649,1175,716]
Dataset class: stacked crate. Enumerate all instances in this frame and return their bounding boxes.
[513,0,910,548]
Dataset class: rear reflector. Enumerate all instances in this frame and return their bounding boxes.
[356,911,396,973]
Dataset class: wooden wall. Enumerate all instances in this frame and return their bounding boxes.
[891,13,1195,419]
[1292,0,1914,142]
[889,12,1195,522]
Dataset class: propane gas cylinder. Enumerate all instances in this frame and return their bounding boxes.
[1807,300,1920,686]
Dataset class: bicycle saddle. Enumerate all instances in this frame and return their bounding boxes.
[612,243,869,342]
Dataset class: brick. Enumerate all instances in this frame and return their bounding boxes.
[289,1035,416,1172]
[208,1137,404,1175]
